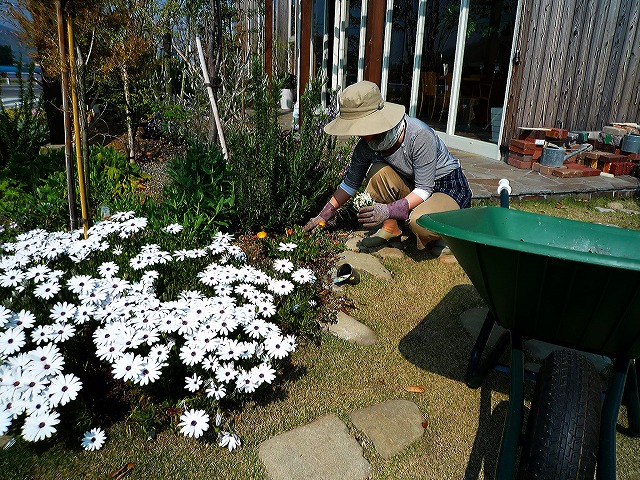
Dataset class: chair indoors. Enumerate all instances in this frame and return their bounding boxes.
[419,71,438,118]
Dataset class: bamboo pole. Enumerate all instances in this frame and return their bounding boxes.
[55,0,78,231]
[195,35,229,161]
[66,5,89,238]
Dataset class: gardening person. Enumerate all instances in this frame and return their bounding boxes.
[302,80,472,256]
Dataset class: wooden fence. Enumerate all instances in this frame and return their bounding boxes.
[503,0,639,145]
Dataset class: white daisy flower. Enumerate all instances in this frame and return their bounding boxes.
[253,363,276,385]
[268,279,295,296]
[235,370,260,393]
[218,431,241,451]
[112,246,123,256]
[184,373,203,392]
[22,410,60,441]
[48,373,82,406]
[264,334,291,359]
[205,382,226,400]
[49,323,76,343]
[112,353,144,381]
[178,409,210,438]
[7,310,35,330]
[81,427,106,451]
[291,268,315,284]
[25,264,50,283]
[179,343,205,366]
[109,211,134,221]
[164,223,183,234]
[49,302,77,323]
[97,262,119,278]
[277,242,297,252]
[0,269,25,288]
[215,362,238,383]
[135,358,164,386]
[0,408,13,435]
[33,280,61,300]
[273,259,294,273]
[0,305,12,327]
[0,328,26,356]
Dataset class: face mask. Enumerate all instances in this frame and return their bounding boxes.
[367,119,405,152]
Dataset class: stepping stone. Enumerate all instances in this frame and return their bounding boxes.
[523,340,612,374]
[258,414,372,480]
[373,245,404,260]
[349,399,425,459]
[328,312,377,346]
[460,307,507,352]
[339,251,393,281]
[461,308,612,374]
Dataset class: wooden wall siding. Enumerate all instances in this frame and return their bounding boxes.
[504,0,640,146]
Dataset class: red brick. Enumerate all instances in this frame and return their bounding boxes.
[510,139,532,150]
[508,156,533,169]
[566,164,601,177]
[608,161,634,176]
[595,141,616,153]
[532,148,543,161]
[598,152,628,162]
[547,128,569,139]
[535,164,560,176]
[509,144,535,155]
[552,168,583,178]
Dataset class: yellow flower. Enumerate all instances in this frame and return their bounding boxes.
[318,220,326,228]
[256,231,267,239]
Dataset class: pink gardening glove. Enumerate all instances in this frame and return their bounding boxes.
[357,198,409,228]
[303,202,337,232]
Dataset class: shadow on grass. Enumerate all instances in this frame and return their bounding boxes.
[398,284,501,387]
[399,284,539,478]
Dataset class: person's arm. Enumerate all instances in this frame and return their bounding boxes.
[302,186,352,232]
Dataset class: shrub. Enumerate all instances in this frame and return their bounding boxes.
[143,141,235,243]
[0,64,48,175]
[227,57,352,233]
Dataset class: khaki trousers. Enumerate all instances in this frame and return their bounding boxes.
[364,162,460,250]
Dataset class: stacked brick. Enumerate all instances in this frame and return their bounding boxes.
[509,123,640,179]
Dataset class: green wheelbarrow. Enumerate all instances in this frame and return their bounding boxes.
[417,196,640,479]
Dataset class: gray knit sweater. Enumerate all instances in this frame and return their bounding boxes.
[339,115,460,200]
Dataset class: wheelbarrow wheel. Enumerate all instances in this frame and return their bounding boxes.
[517,349,602,480]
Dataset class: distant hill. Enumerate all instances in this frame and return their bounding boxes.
[0,24,33,64]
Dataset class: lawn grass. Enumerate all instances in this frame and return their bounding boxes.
[2,195,640,479]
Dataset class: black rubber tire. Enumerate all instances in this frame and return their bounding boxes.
[517,349,602,480]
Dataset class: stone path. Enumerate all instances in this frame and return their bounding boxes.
[258,231,437,479]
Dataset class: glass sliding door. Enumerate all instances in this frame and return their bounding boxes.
[453,0,517,143]
[385,0,421,109]
[415,0,461,132]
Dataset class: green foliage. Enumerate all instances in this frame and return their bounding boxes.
[144,141,235,241]
[89,145,149,208]
[227,57,351,233]
[0,63,48,173]
[0,170,69,232]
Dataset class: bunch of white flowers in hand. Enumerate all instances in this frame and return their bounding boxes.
[352,192,373,211]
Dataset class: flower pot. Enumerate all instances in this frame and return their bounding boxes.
[280,89,293,110]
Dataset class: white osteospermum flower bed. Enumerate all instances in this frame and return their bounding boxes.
[0,215,306,451]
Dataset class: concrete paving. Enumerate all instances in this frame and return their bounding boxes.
[454,148,640,201]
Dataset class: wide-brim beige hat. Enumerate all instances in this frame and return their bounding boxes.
[324,81,406,136]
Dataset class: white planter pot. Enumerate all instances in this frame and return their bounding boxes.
[280,89,293,110]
